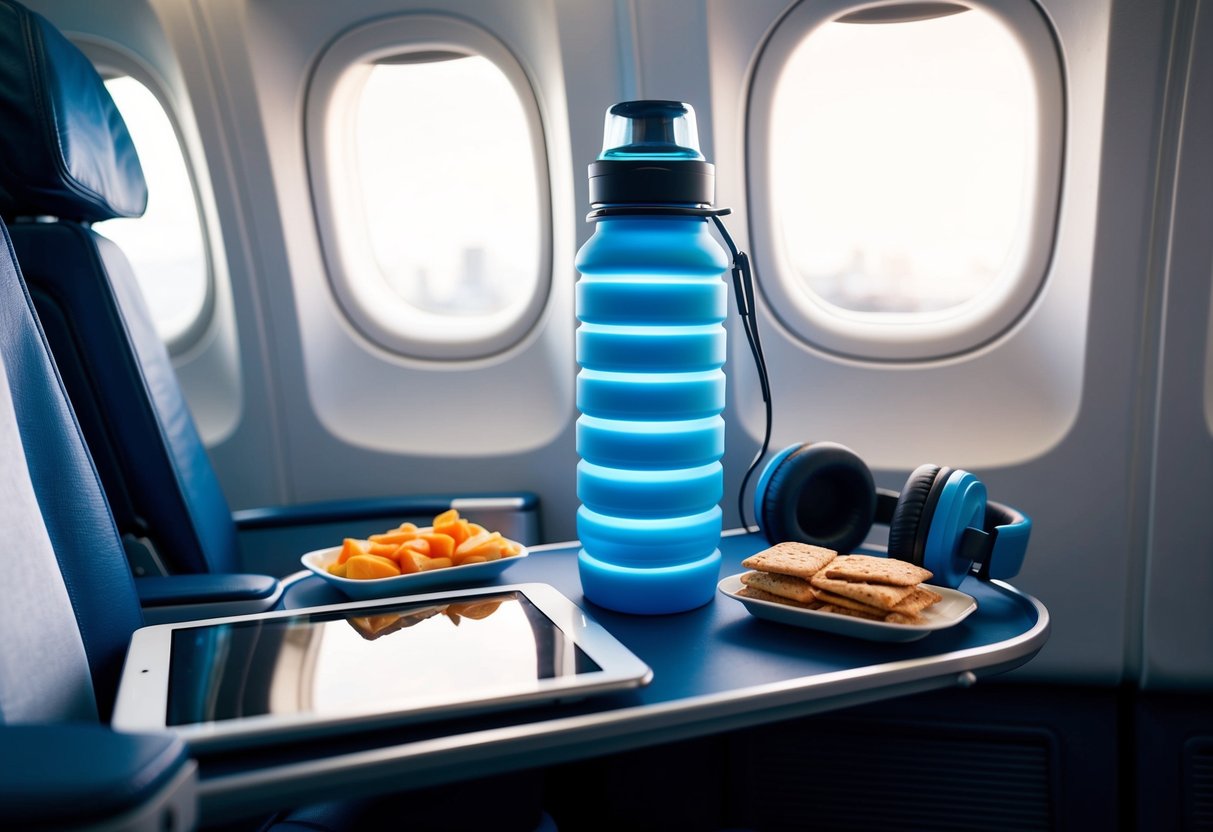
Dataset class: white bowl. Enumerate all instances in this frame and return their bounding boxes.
[301,543,529,600]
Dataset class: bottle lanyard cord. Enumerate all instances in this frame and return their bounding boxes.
[709,212,773,534]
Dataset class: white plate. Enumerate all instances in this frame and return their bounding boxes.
[717,573,977,643]
[302,543,528,600]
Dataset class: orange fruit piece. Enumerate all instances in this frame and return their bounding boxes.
[454,531,505,562]
[368,541,403,558]
[345,554,402,580]
[396,538,431,557]
[435,516,472,547]
[337,538,369,565]
[395,548,427,574]
[420,533,455,559]
[369,529,420,544]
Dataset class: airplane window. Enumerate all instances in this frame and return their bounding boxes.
[750,2,1062,360]
[94,76,210,351]
[309,22,549,361]
[355,57,540,326]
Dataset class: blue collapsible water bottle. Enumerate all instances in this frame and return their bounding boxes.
[575,101,729,614]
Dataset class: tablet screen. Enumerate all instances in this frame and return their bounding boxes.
[166,591,601,726]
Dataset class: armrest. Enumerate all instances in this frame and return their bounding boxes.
[232,492,539,530]
[0,724,196,831]
[137,573,283,624]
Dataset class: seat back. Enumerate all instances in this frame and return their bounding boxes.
[0,219,143,723]
[0,0,240,576]
[0,351,96,725]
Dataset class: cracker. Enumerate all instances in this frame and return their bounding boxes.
[821,587,933,618]
[741,542,837,579]
[737,585,823,610]
[811,588,889,617]
[817,603,884,621]
[809,573,916,610]
[890,586,942,615]
[818,603,924,625]
[919,585,943,604]
[822,554,932,586]
[740,570,818,604]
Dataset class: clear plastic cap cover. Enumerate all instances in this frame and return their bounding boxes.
[599,100,704,161]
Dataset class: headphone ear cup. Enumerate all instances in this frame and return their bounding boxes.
[756,444,801,541]
[887,464,943,566]
[757,442,876,553]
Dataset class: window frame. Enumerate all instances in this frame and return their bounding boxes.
[746,0,1065,361]
[74,39,217,357]
[305,15,553,361]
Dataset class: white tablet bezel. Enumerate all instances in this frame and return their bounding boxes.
[112,582,652,751]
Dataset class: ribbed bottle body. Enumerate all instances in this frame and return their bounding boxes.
[575,217,728,613]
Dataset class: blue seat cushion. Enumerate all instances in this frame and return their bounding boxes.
[0,222,142,720]
[0,724,189,827]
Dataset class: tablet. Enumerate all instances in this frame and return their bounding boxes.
[112,582,652,751]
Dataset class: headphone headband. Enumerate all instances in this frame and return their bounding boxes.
[977,501,1031,580]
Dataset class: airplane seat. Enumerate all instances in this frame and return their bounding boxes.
[0,214,198,829]
[0,234,143,724]
[0,215,548,831]
[0,0,244,581]
[0,0,539,609]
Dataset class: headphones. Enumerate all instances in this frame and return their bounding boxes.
[753,442,1031,589]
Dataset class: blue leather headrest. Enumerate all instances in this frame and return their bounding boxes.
[0,0,147,222]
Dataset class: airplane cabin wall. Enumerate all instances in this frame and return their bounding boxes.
[165,0,581,522]
[1139,0,1213,690]
[16,0,1213,691]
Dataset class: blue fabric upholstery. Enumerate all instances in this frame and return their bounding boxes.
[12,221,243,575]
[0,218,200,830]
[0,222,142,721]
[0,724,191,826]
[0,0,146,221]
[0,337,97,726]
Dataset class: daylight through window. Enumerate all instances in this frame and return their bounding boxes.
[770,9,1035,317]
[312,27,549,361]
[94,76,209,347]
[355,55,541,321]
